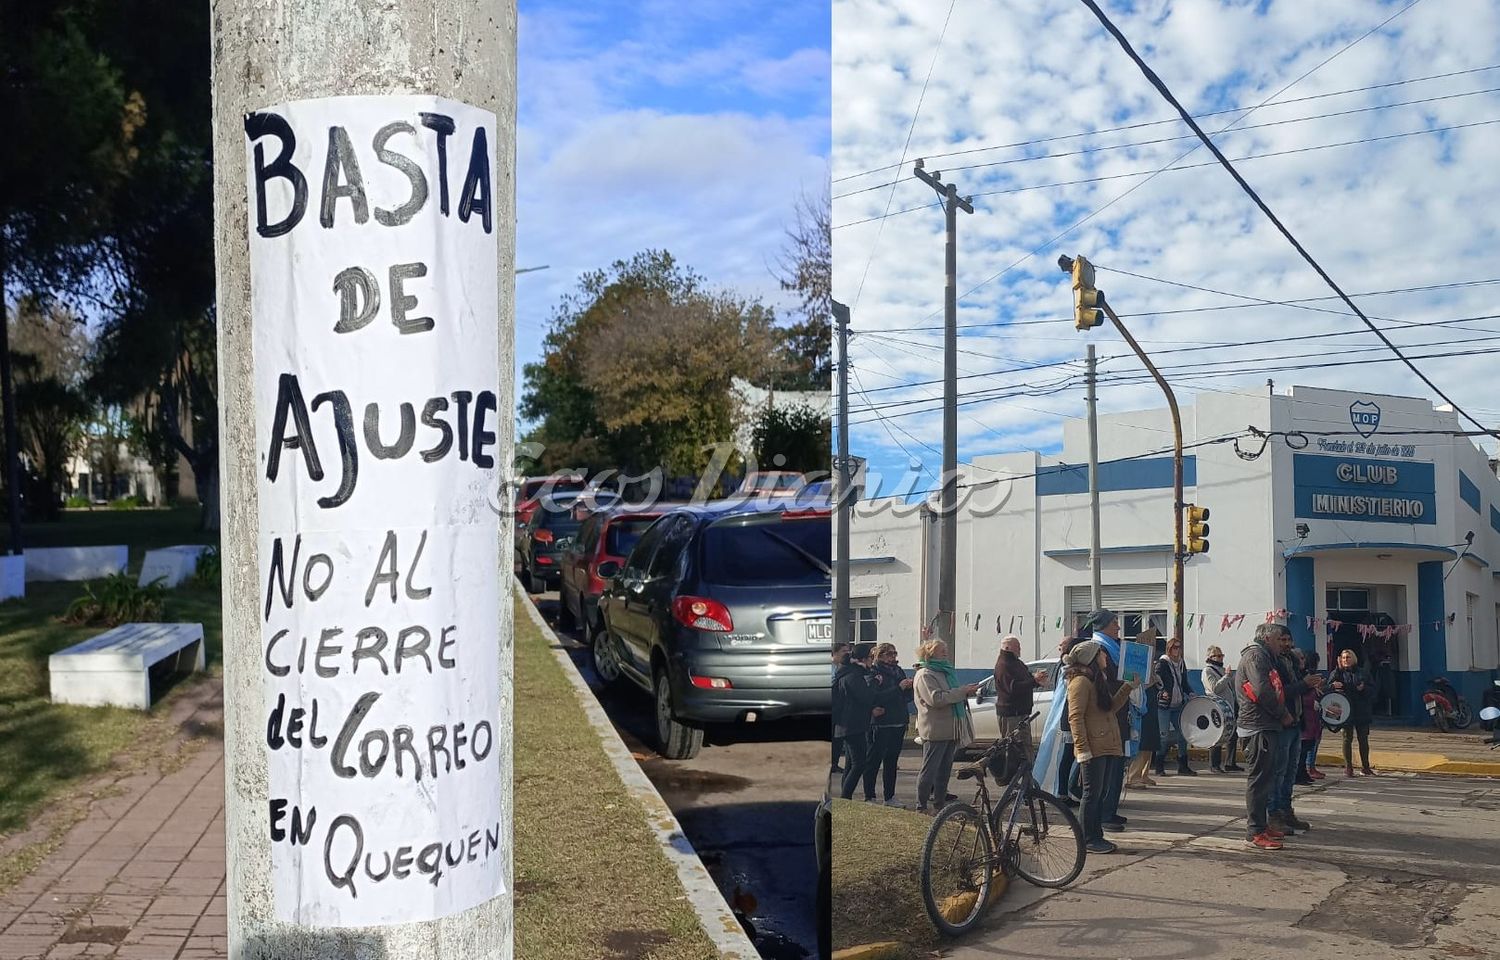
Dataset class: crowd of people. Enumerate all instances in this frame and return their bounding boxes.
[830,607,1384,854]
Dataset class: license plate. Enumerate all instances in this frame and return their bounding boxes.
[806,621,833,642]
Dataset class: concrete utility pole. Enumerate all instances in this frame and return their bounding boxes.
[213,3,516,958]
[1086,344,1102,611]
[912,160,973,647]
[833,300,852,648]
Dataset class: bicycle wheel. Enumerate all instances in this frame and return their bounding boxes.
[1008,789,1085,889]
[920,803,995,937]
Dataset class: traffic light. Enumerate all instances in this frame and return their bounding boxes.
[1185,504,1210,555]
[1067,255,1103,331]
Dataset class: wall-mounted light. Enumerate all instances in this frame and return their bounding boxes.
[1295,523,1310,539]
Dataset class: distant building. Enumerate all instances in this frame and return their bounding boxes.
[841,385,1500,722]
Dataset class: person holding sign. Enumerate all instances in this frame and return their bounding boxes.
[1064,640,1138,855]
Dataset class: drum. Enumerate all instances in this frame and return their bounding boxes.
[1181,696,1229,748]
[1319,691,1352,731]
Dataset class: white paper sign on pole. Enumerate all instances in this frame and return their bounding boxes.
[246,94,504,928]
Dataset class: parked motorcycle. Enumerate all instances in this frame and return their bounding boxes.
[1482,680,1500,733]
[1422,676,1473,732]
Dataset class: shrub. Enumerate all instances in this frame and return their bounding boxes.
[193,546,221,587]
[108,496,139,511]
[62,574,166,626]
[64,495,91,509]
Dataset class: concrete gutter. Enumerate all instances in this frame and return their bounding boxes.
[519,593,758,958]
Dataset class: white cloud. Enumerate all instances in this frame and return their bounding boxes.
[833,0,1500,480]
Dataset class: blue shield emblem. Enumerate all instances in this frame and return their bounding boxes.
[1350,400,1381,438]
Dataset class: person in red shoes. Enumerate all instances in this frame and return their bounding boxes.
[1236,623,1296,851]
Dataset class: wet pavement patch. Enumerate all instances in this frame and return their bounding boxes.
[640,762,754,800]
[57,925,130,945]
[602,928,673,957]
[1297,870,1470,947]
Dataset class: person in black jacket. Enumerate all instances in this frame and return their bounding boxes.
[831,640,851,773]
[1329,648,1376,776]
[1154,637,1196,777]
[864,642,915,805]
[833,642,883,799]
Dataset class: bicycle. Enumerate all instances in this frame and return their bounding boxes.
[919,715,1085,937]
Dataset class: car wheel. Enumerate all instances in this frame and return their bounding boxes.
[654,668,704,760]
[525,568,543,595]
[556,589,576,631]
[592,625,622,686]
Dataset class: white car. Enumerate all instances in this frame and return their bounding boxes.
[966,658,1062,753]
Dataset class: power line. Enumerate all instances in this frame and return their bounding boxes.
[1078,0,1494,440]
[880,0,1428,316]
[870,277,1500,333]
[849,0,958,310]
[833,83,1500,200]
[834,116,1500,229]
[833,60,1494,184]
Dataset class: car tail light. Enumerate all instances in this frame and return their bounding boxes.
[536,556,554,566]
[672,596,734,632]
[690,675,733,690]
[533,529,554,544]
[780,508,831,520]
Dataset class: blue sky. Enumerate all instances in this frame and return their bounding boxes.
[515,0,830,429]
[833,0,1500,500]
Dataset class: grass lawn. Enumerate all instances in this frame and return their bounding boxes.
[0,509,221,864]
[513,593,718,959]
[832,799,947,958]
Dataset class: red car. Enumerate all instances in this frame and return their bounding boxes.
[557,506,666,639]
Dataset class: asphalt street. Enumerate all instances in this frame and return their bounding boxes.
[918,764,1500,959]
[530,592,827,960]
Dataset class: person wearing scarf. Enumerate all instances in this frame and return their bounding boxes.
[913,638,980,814]
[1154,637,1197,777]
[1065,639,1138,855]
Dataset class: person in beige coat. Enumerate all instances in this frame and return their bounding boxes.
[913,638,980,814]
[1065,640,1136,855]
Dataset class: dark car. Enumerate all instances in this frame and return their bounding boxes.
[558,505,667,638]
[514,474,587,529]
[595,500,832,759]
[516,496,589,594]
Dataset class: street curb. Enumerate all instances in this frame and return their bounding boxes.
[1312,749,1500,777]
[832,943,906,960]
[519,593,758,959]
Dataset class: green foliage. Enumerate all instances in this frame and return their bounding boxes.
[64,495,90,509]
[107,496,140,511]
[520,250,789,477]
[193,545,220,587]
[751,403,832,474]
[62,574,165,627]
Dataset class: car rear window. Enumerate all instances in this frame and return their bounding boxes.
[605,516,658,557]
[536,508,583,536]
[700,514,831,586]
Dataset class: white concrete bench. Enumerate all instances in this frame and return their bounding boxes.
[25,546,129,582]
[49,623,206,710]
[138,545,210,589]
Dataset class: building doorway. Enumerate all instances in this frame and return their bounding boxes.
[1325,583,1403,717]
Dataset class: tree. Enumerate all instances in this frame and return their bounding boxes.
[770,187,832,391]
[4,297,93,519]
[1,0,139,549]
[751,403,832,475]
[521,251,785,477]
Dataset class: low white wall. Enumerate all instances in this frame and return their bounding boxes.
[24,546,129,582]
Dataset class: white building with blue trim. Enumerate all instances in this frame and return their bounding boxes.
[843,385,1500,720]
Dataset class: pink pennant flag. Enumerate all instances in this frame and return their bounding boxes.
[1221,614,1233,632]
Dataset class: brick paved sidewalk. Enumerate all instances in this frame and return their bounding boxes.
[0,680,228,960]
